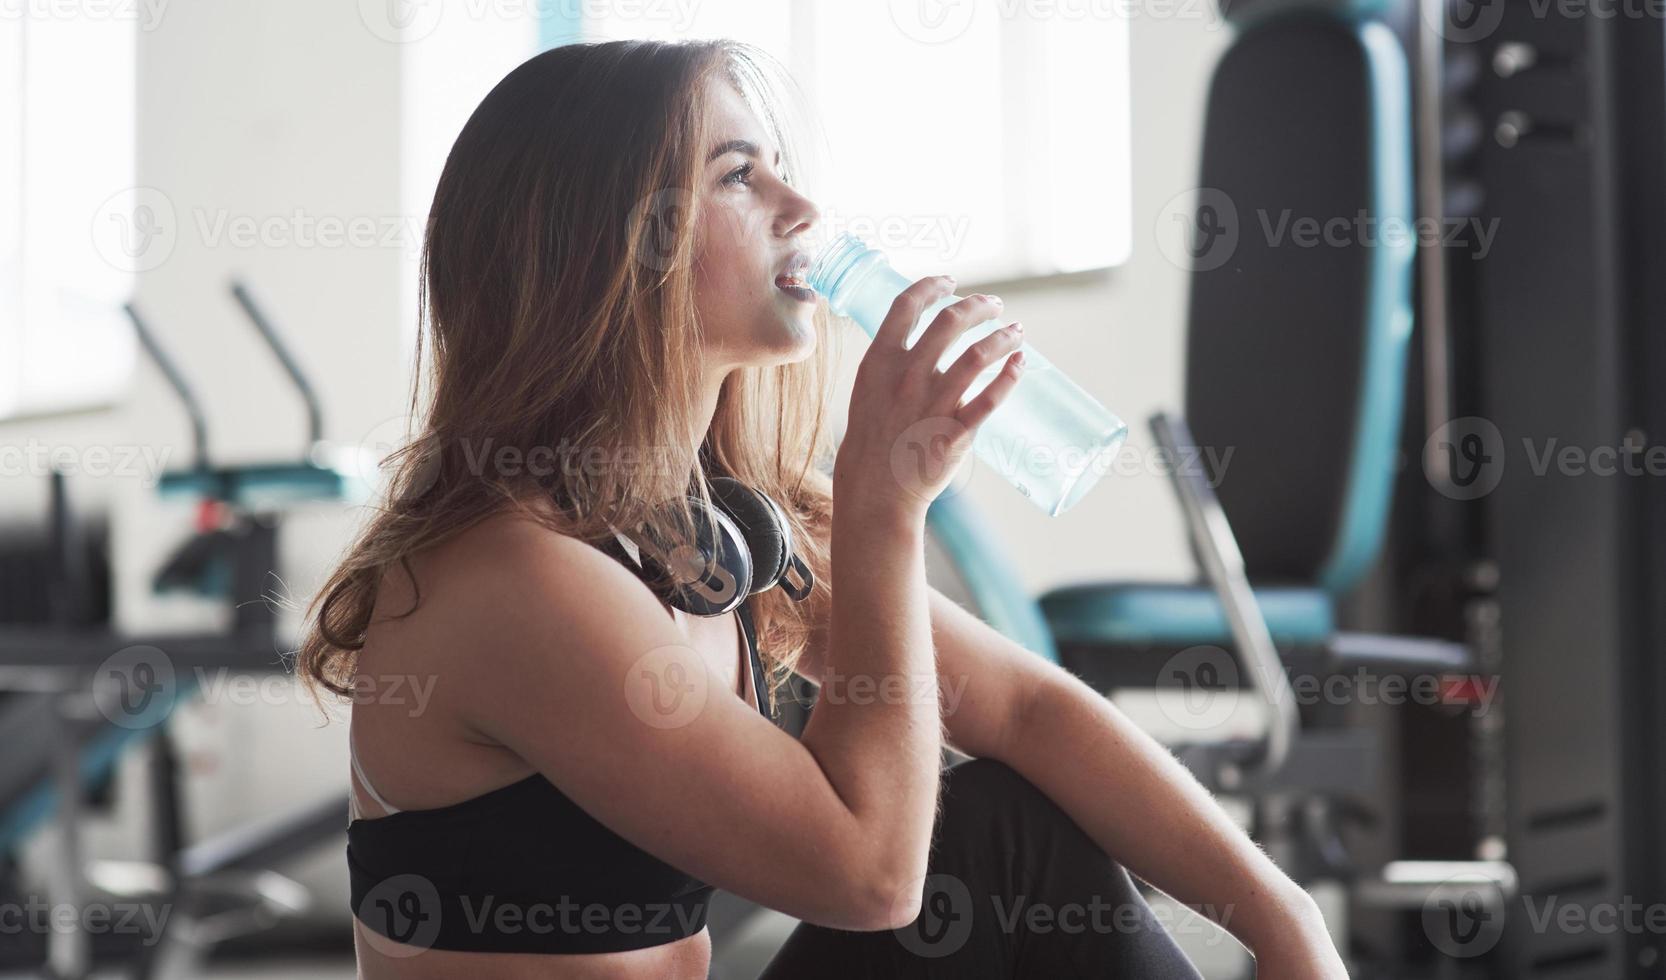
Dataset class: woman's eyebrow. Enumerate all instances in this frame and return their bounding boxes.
[706,138,783,169]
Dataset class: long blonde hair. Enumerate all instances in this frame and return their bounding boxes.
[296,39,838,717]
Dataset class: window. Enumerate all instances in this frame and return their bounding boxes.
[584,0,1133,283]
[0,12,139,420]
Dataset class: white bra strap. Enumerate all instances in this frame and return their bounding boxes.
[350,733,402,817]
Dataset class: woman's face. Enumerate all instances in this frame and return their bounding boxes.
[692,81,822,373]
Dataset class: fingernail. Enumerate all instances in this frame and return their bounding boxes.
[1012,351,1026,371]
[1006,321,1023,335]
[986,294,1003,307]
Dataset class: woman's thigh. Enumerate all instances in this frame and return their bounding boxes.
[756,757,1205,980]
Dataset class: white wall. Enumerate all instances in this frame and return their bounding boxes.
[1,0,1229,934]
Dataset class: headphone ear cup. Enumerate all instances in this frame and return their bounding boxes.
[631,497,753,616]
[708,477,790,592]
[709,478,790,588]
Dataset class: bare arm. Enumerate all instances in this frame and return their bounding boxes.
[1004,672,1341,971]
[790,275,1025,921]
[797,584,1341,971]
[457,526,917,931]
[792,500,941,925]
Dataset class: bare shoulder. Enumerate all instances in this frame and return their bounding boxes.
[349,502,673,807]
[444,504,636,616]
[389,503,682,683]
[360,502,639,679]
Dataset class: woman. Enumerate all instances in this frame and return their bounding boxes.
[298,38,1348,979]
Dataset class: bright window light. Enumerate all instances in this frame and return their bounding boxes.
[586,0,1132,283]
[1,13,139,420]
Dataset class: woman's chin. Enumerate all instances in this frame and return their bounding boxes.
[766,315,818,364]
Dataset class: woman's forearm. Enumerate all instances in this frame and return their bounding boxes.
[797,493,944,910]
[999,672,1325,959]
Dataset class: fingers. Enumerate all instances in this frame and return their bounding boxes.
[955,350,1026,431]
[911,293,1004,374]
[937,320,1024,409]
[874,275,957,351]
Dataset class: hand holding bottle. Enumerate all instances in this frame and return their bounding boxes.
[833,274,1027,527]
[809,233,1126,517]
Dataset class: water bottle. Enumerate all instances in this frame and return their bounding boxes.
[806,233,1127,517]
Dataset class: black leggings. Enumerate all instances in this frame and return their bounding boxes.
[757,758,1207,979]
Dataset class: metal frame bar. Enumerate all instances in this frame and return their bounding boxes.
[1150,411,1300,777]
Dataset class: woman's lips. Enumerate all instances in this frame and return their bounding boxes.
[775,274,815,303]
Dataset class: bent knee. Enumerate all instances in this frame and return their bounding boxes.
[939,757,1071,839]
[943,757,1052,811]
[940,759,1145,889]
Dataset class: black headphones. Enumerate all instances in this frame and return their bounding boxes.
[601,476,815,617]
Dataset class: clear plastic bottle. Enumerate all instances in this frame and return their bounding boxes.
[807,233,1127,517]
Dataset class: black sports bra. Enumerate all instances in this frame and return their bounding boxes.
[347,599,773,955]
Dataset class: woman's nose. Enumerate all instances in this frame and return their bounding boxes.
[777,192,820,240]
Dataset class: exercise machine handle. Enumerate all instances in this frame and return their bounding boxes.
[125,302,211,474]
[230,279,324,454]
[1150,411,1299,781]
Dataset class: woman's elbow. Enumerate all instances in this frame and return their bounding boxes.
[847,863,925,932]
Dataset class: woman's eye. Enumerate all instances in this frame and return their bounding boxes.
[722,162,754,188]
